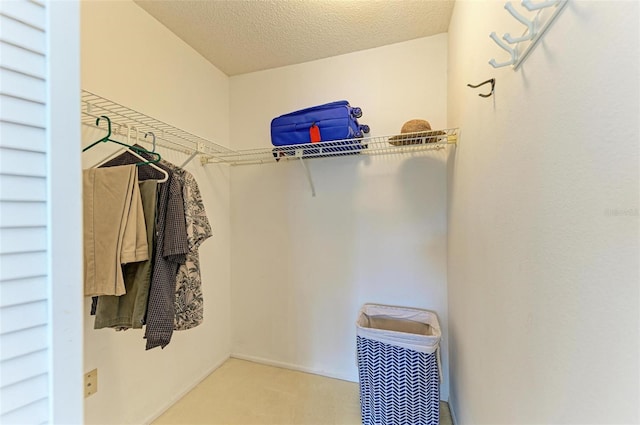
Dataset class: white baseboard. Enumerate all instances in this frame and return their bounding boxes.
[232,353,450,405]
[143,355,230,424]
[152,353,454,424]
[230,352,358,383]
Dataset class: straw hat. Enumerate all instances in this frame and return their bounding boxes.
[388,119,442,146]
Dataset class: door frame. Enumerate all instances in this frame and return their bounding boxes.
[47,1,83,422]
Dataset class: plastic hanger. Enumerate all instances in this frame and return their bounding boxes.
[84,116,168,183]
[145,131,157,152]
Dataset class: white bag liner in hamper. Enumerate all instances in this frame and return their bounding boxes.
[356,303,442,381]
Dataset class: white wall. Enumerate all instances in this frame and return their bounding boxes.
[81,1,231,423]
[447,1,639,424]
[229,35,451,398]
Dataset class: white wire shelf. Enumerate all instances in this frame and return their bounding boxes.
[81,90,457,169]
[201,128,458,166]
[81,90,235,161]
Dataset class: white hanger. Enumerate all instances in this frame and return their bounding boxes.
[92,123,168,183]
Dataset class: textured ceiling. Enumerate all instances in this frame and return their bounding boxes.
[134,0,455,76]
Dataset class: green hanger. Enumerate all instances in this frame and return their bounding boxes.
[83,115,162,166]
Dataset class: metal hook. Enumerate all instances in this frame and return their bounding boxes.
[467,78,495,98]
[145,132,157,152]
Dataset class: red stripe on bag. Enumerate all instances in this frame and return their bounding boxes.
[310,123,321,143]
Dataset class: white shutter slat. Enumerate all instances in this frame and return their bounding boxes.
[0,397,48,425]
[0,15,45,55]
[0,252,47,281]
[0,67,46,104]
[0,276,47,307]
[0,95,45,128]
[0,374,48,415]
[0,300,48,335]
[0,349,47,388]
[0,122,46,152]
[0,201,46,227]
[0,175,46,201]
[0,148,46,177]
[0,0,45,29]
[0,227,46,254]
[0,325,47,361]
[0,42,45,80]
[0,1,51,422]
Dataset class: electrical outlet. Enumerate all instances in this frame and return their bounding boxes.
[85,369,98,398]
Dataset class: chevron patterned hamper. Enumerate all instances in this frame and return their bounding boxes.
[356,304,441,425]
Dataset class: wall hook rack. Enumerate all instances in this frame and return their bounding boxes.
[522,0,560,11]
[503,2,536,43]
[488,0,568,70]
[467,78,495,98]
[489,32,517,68]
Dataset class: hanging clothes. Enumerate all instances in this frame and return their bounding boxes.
[93,180,158,329]
[100,148,188,350]
[159,161,212,331]
[83,165,148,297]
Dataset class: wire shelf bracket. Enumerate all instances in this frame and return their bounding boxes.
[298,157,316,197]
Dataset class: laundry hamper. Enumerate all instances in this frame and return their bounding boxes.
[356,304,441,425]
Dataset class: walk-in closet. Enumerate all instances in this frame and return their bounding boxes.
[0,0,637,424]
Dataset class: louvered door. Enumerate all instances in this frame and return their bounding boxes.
[0,1,50,423]
[1,1,82,423]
